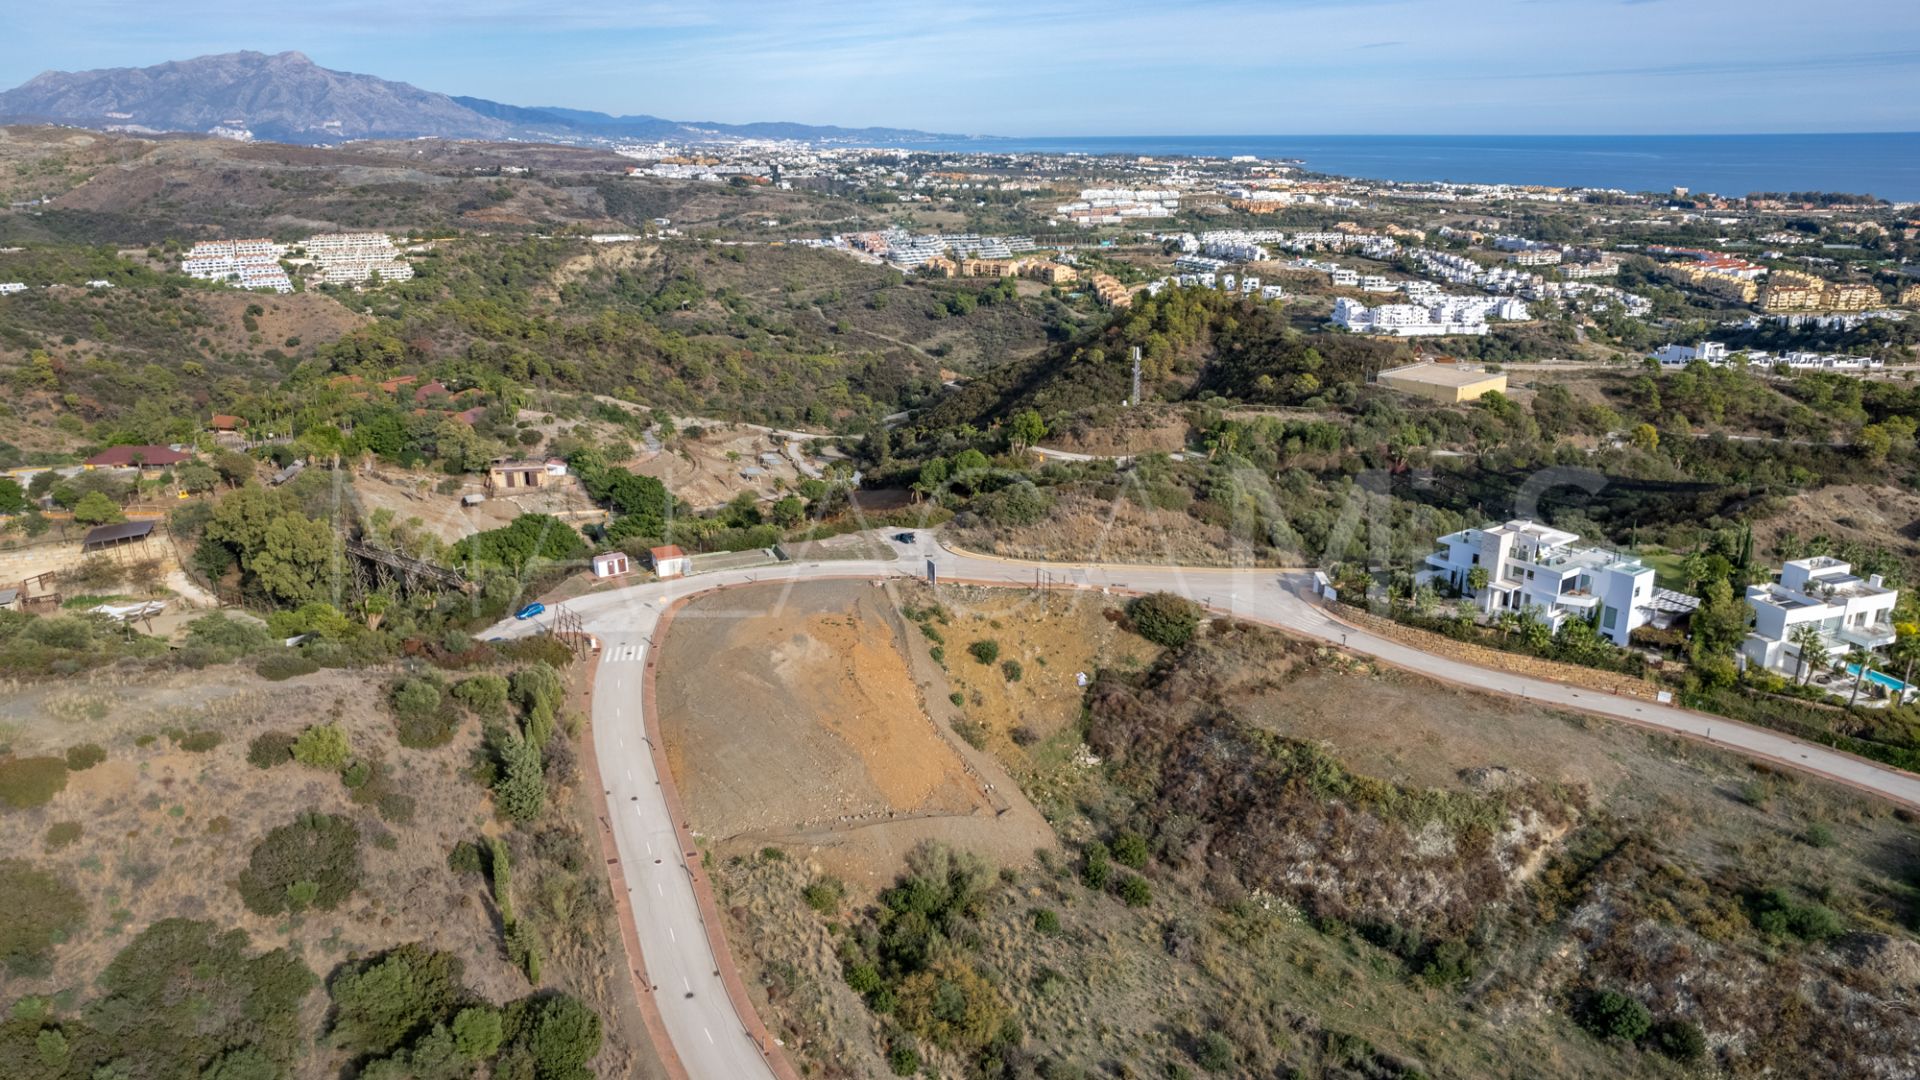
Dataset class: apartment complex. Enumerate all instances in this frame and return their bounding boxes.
[181,238,292,292]
[1741,557,1899,677]
[1758,269,1880,314]
[1332,295,1528,337]
[1423,520,1689,647]
[303,232,415,286]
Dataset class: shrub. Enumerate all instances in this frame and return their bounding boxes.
[1193,1030,1236,1072]
[247,731,298,769]
[453,674,511,716]
[0,757,68,810]
[1111,831,1149,869]
[949,691,965,707]
[255,653,320,681]
[93,918,315,1074]
[43,821,82,850]
[968,639,1000,665]
[492,731,546,822]
[1578,990,1652,1042]
[1081,842,1111,890]
[804,878,845,914]
[447,840,485,875]
[453,1006,504,1059]
[500,992,601,1078]
[1417,939,1475,988]
[0,859,85,975]
[888,1044,921,1076]
[1000,659,1023,682]
[1650,1018,1707,1062]
[1800,822,1836,848]
[392,676,462,749]
[64,743,106,770]
[1128,592,1202,648]
[292,724,351,769]
[1750,887,1845,943]
[176,730,221,753]
[341,761,371,789]
[328,944,469,1058]
[1116,873,1152,907]
[1031,907,1061,934]
[235,813,361,916]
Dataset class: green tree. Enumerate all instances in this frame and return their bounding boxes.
[493,732,546,822]
[452,1006,504,1059]
[1789,623,1829,686]
[71,490,125,527]
[1128,592,1203,648]
[292,724,351,769]
[1008,409,1047,452]
[1629,423,1660,452]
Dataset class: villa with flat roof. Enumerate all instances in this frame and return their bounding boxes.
[1422,520,1698,646]
[1742,557,1899,677]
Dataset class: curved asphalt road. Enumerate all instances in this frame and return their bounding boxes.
[492,533,1920,1080]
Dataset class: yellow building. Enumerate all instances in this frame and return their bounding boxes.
[1899,284,1920,307]
[1825,283,1880,312]
[1668,264,1759,304]
[1761,269,1826,312]
[961,258,1023,278]
[1023,260,1077,285]
[919,256,957,278]
[1374,360,1507,404]
[1088,272,1132,309]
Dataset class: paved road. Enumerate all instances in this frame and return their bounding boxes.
[493,533,1920,1079]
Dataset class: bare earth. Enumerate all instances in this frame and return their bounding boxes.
[655,580,1052,887]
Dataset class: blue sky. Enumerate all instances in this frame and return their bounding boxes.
[4,0,1917,134]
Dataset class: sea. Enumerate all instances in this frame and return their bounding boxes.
[898,133,1920,202]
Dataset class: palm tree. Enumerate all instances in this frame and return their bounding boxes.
[1892,621,1920,698]
[1789,624,1828,686]
[1845,647,1875,709]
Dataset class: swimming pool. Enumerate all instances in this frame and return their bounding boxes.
[1845,664,1909,694]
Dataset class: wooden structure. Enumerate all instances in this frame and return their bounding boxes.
[344,539,474,595]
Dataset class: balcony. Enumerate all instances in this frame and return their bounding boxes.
[1838,621,1898,649]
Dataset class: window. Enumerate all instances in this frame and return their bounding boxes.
[1601,605,1617,631]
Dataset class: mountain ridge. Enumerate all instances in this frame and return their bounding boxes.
[0,50,971,146]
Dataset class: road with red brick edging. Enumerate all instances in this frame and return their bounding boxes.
[493,531,1920,1079]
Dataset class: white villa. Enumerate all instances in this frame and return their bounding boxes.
[1422,520,1696,647]
[1741,557,1900,677]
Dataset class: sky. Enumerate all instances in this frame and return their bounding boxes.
[3,0,1918,135]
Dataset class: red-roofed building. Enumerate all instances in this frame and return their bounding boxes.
[85,445,190,472]
[649,545,691,579]
[208,414,247,431]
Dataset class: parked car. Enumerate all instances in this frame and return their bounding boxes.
[514,602,545,620]
[892,532,916,543]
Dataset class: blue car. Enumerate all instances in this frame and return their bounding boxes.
[514,602,546,621]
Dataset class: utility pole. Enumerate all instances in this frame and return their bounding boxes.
[1129,346,1142,407]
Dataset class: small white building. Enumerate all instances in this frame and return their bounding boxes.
[1742,557,1899,676]
[1422,520,1693,646]
[649,544,692,580]
[591,551,631,579]
[1652,341,1730,367]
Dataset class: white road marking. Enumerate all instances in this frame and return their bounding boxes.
[705,1027,714,1044]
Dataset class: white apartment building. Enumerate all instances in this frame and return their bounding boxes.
[0,282,26,295]
[1742,557,1900,677]
[1423,520,1687,646]
[1651,341,1730,366]
[303,232,414,286]
[1333,295,1528,337]
[1330,268,1359,287]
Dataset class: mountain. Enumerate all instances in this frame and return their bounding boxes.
[0,51,514,143]
[0,51,966,146]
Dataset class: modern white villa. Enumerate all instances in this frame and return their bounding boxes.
[1422,520,1697,647]
[1741,557,1900,678]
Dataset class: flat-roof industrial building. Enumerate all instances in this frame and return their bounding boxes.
[1373,359,1507,404]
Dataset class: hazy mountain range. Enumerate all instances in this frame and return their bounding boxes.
[0,50,964,146]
